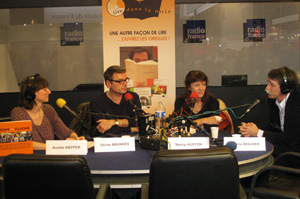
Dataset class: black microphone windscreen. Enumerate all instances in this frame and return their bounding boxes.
[225,141,237,150]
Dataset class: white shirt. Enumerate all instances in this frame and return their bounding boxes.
[258,93,290,137]
[275,93,290,132]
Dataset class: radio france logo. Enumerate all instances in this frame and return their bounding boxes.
[107,0,125,17]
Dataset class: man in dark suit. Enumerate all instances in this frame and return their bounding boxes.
[239,67,300,162]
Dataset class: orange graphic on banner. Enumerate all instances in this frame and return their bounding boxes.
[0,141,33,156]
[0,120,32,133]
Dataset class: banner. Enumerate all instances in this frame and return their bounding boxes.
[102,0,175,115]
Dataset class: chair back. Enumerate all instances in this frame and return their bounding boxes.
[69,102,98,139]
[3,154,95,199]
[148,147,240,199]
[218,99,234,134]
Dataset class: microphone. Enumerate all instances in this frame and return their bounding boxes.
[225,141,237,150]
[189,92,198,111]
[56,98,83,122]
[0,117,11,122]
[124,93,138,111]
[242,94,267,116]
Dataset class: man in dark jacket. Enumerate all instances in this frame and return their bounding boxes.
[239,66,300,164]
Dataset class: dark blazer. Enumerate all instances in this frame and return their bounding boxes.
[263,89,300,156]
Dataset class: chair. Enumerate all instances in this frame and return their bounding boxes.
[248,152,300,199]
[218,98,234,134]
[2,154,111,199]
[141,147,246,199]
[69,102,98,139]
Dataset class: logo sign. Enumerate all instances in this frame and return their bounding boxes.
[94,137,135,152]
[106,0,125,16]
[63,23,83,42]
[106,0,162,20]
[183,20,206,43]
[168,137,209,150]
[224,137,266,151]
[246,19,266,39]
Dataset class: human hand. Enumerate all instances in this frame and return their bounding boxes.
[96,119,114,134]
[68,132,86,140]
[76,136,86,140]
[238,122,259,137]
[66,136,85,140]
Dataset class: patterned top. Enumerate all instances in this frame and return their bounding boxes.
[11,104,73,143]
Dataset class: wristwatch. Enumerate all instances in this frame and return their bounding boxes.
[114,119,119,126]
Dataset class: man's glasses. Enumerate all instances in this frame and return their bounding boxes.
[110,78,130,84]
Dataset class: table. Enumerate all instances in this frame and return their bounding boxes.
[0,135,274,188]
[90,139,273,188]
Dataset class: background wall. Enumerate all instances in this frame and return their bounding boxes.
[0,2,299,92]
[175,3,300,86]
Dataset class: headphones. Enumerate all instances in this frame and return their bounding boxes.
[24,74,39,101]
[279,68,292,94]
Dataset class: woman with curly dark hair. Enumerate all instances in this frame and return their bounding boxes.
[174,70,221,131]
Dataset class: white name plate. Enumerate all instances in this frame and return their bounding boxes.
[224,137,266,151]
[168,137,209,150]
[94,137,135,152]
[46,140,88,155]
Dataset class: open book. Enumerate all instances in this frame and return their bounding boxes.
[125,59,158,87]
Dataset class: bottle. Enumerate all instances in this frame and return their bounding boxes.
[155,101,166,130]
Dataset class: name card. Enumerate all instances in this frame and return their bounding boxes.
[224,137,266,151]
[168,137,209,150]
[94,137,135,152]
[46,140,88,155]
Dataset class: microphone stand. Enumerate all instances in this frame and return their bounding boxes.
[159,127,166,150]
[70,112,87,125]
[80,111,136,120]
[181,115,221,147]
[0,117,11,122]
[167,103,251,124]
[192,103,251,118]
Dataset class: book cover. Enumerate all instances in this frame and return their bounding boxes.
[0,120,33,156]
[125,59,158,87]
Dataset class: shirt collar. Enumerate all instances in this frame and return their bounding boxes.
[275,93,290,110]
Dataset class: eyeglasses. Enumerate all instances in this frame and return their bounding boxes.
[110,78,130,84]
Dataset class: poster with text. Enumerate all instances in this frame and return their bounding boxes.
[102,0,175,115]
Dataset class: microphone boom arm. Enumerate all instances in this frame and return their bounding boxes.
[181,115,221,147]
